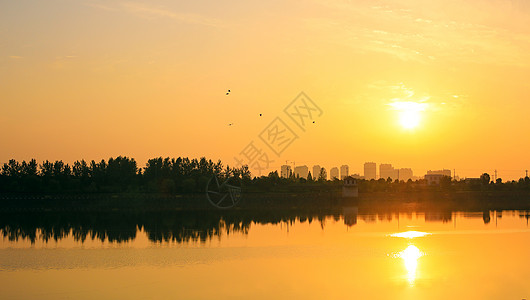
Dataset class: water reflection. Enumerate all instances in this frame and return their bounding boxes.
[398,245,423,285]
[1,209,529,245]
[390,230,428,285]
[390,231,431,238]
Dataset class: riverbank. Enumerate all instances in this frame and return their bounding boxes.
[0,190,529,212]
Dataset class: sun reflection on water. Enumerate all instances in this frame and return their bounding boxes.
[398,245,423,285]
[390,231,431,238]
[389,231,428,285]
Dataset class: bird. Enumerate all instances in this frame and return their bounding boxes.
[226,89,231,95]
[312,121,315,123]
[259,113,262,116]
[228,123,234,126]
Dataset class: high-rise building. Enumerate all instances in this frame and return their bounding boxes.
[280,165,292,178]
[380,163,395,181]
[312,165,321,181]
[293,165,309,179]
[330,167,339,180]
[398,168,413,181]
[364,162,376,180]
[340,165,349,179]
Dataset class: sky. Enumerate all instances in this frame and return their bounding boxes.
[1,0,529,179]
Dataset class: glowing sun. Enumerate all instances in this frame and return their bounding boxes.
[388,101,428,130]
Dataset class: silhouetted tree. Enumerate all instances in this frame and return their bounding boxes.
[318,168,327,182]
[480,173,490,186]
[307,171,313,181]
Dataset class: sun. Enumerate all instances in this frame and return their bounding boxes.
[388,101,428,130]
[399,110,420,129]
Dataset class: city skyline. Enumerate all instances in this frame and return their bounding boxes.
[277,161,521,181]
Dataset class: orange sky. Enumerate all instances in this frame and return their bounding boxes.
[1,0,529,179]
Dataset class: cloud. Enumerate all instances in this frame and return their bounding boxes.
[367,81,465,113]
[305,0,530,67]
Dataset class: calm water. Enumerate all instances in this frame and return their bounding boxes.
[1,209,530,299]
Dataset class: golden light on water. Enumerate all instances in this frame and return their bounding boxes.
[390,231,429,285]
[390,231,431,238]
[398,245,423,285]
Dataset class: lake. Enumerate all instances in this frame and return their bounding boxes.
[1,209,529,299]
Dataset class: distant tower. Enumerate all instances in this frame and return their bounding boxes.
[280,165,292,178]
[330,167,339,180]
[399,168,413,181]
[293,165,309,179]
[312,165,321,180]
[379,164,394,181]
[340,165,349,180]
[364,162,376,180]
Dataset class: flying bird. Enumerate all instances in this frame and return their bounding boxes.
[226,89,231,95]
[228,123,234,126]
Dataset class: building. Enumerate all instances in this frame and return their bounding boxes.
[340,165,349,180]
[464,178,481,186]
[293,165,309,179]
[398,168,413,182]
[425,174,444,185]
[380,163,395,181]
[330,167,339,180]
[427,169,452,178]
[342,176,358,198]
[312,165,321,181]
[364,162,376,180]
[280,165,292,178]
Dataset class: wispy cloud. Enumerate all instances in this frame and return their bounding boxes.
[86,1,223,27]
[305,0,530,67]
[367,81,466,113]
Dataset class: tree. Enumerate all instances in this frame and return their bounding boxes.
[318,168,327,182]
[40,160,54,178]
[21,159,38,176]
[2,160,22,177]
[480,173,490,186]
[307,171,313,182]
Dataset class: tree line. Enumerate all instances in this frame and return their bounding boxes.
[0,157,250,194]
[1,157,529,194]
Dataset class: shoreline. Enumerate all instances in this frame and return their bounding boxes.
[0,190,529,212]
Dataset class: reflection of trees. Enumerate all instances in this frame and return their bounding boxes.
[3,209,527,244]
[0,211,329,244]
